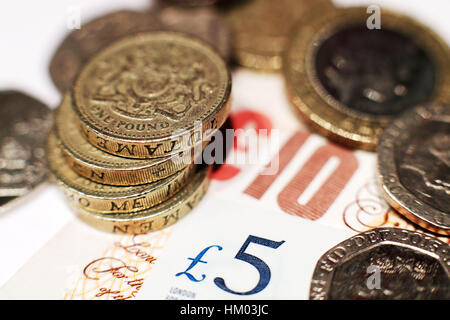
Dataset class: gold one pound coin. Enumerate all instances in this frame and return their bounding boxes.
[56,93,194,186]
[47,131,194,214]
[72,32,231,159]
[75,165,211,234]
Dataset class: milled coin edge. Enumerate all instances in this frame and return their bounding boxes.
[283,7,450,151]
[309,227,450,300]
[376,103,450,234]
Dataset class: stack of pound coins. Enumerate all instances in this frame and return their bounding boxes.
[46,31,232,234]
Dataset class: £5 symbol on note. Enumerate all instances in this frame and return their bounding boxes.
[176,235,285,295]
[175,245,223,282]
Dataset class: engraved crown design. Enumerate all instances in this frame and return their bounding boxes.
[89,44,215,121]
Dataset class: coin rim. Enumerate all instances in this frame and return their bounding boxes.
[283,7,450,150]
[226,0,335,71]
[377,103,450,233]
[56,93,196,185]
[49,10,163,93]
[72,31,232,141]
[74,165,211,233]
[309,227,450,300]
[46,131,195,213]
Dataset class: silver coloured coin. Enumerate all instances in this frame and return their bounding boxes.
[0,91,53,211]
[310,228,449,300]
[377,103,450,235]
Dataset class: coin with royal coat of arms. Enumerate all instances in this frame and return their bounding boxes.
[55,93,195,186]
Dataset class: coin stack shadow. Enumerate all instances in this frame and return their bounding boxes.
[46,32,232,235]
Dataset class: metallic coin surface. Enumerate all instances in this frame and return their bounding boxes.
[284,7,450,150]
[316,27,435,116]
[75,165,210,234]
[56,94,193,186]
[0,91,53,209]
[73,32,231,159]
[160,0,220,6]
[224,0,335,71]
[377,103,450,235]
[49,10,162,93]
[47,131,194,214]
[155,5,231,60]
[310,228,450,300]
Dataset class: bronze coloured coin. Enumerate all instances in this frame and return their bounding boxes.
[377,103,450,235]
[284,7,450,150]
[49,10,162,93]
[224,0,335,71]
[0,91,53,211]
[46,131,194,214]
[56,93,193,186]
[75,165,211,234]
[310,228,450,300]
[72,32,231,159]
[154,4,231,60]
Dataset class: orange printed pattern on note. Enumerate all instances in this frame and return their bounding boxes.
[64,230,172,300]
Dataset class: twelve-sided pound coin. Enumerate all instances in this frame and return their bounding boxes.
[284,7,450,150]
